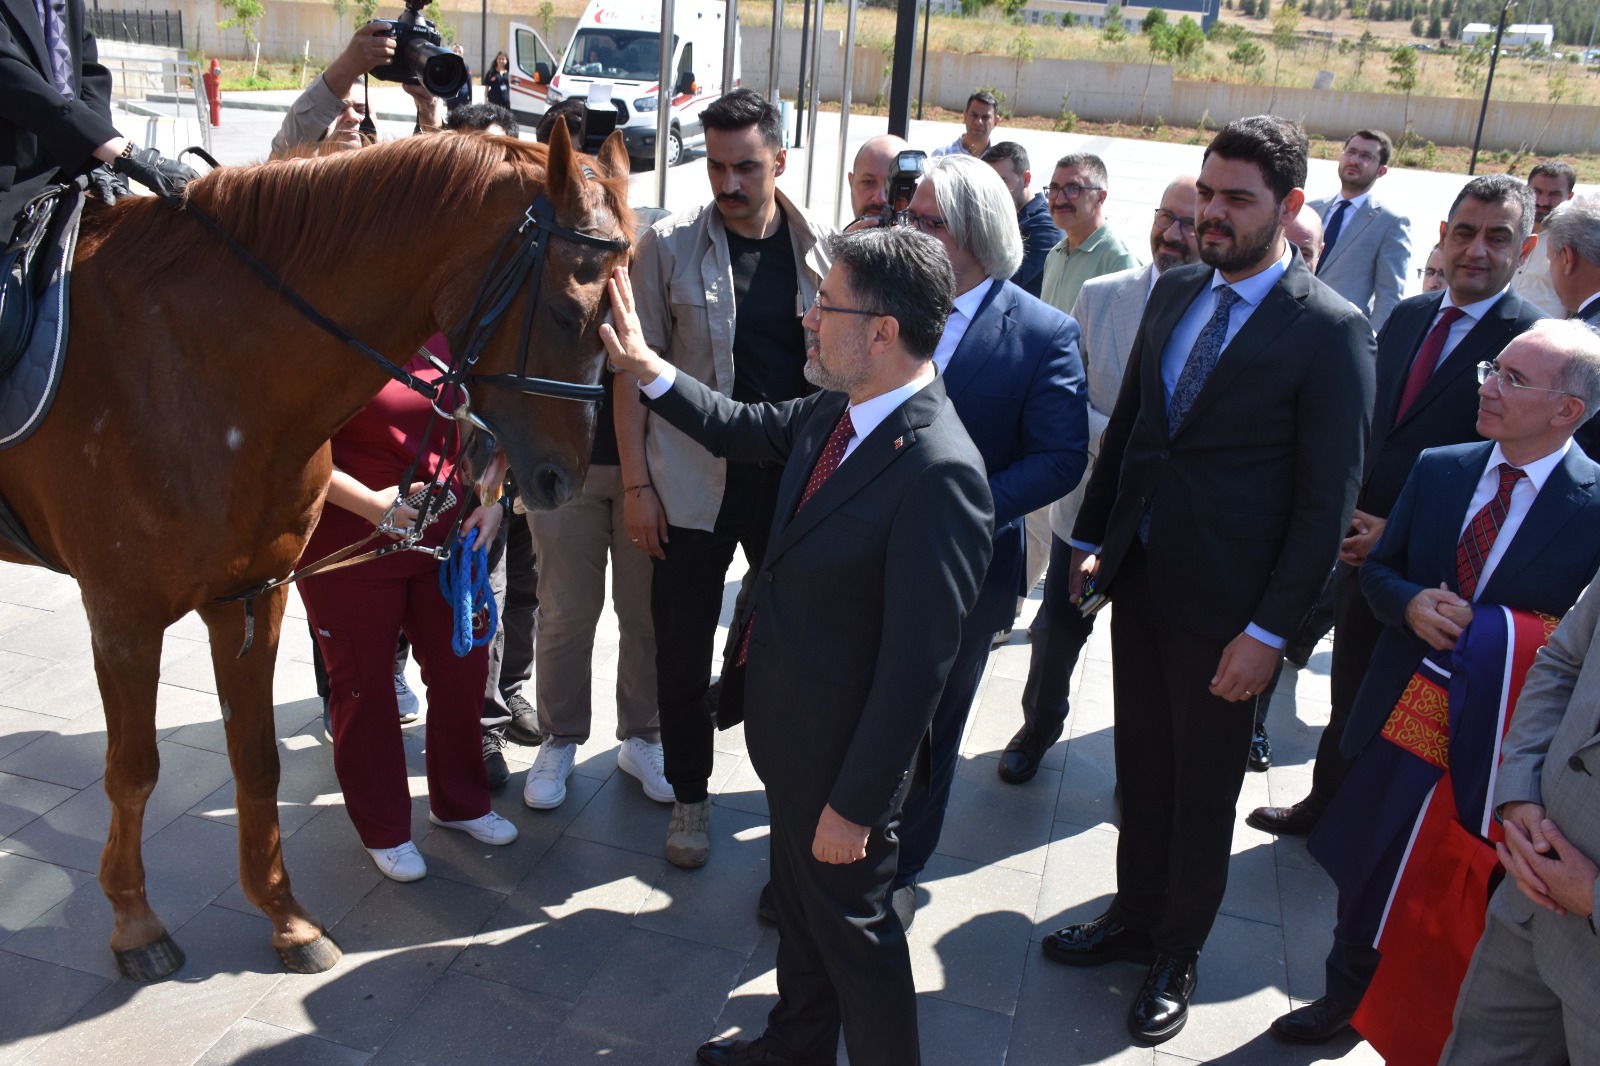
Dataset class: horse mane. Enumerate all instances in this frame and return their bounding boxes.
[79,134,629,283]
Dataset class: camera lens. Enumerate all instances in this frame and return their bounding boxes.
[403,38,467,96]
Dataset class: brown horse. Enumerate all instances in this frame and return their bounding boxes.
[0,123,633,981]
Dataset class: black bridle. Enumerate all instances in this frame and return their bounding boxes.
[189,171,630,653]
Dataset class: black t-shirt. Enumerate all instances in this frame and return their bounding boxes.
[591,368,620,466]
[726,210,811,405]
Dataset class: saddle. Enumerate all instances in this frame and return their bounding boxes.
[0,182,81,381]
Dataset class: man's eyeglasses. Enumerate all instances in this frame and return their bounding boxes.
[1044,182,1101,200]
[1476,361,1571,397]
[1153,208,1196,237]
[809,292,885,318]
[1417,266,1443,281]
[900,213,948,235]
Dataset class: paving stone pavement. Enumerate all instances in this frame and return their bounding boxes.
[0,556,1382,1065]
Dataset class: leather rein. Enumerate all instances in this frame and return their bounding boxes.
[180,167,630,653]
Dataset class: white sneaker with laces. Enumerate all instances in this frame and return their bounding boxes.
[428,809,518,845]
[617,736,673,804]
[367,840,426,882]
[395,673,421,723]
[523,742,576,809]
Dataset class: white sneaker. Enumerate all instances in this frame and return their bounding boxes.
[617,737,673,804]
[523,742,576,809]
[428,809,518,845]
[395,673,421,724]
[367,840,426,882]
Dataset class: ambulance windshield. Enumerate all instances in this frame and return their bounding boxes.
[563,29,671,81]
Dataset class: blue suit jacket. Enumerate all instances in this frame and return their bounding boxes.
[1345,441,1600,758]
[943,279,1088,633]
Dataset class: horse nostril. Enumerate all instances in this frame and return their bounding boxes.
[535,463,571,507]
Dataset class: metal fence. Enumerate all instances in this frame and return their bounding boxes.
[99,53,212,156]
[88,8,185,48]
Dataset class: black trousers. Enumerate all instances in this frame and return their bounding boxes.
[1020,534,1099,737]
[893,617,993,890]
[652,463,784,803]
[1105,543,1256,958]
[765,796,920,1066]
[493,510,540,707]
[1306,563,1387,814]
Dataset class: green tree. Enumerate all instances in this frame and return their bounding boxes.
[1239,0,1256,16]
[425,1,457,45]
[1270,0,1300,81]
[1228,37,1267,75]
[1173,15,1207,58]
[1138,19,1175,121]
[1427,13,1442,35]
[1456,38,1488,90]
[218,0,265,45]
[1411,14,1425,32]
[1141,6,1169,32]
[1388,42,1419,91]
[1259,0,1272,17]
[1103,3,1128,41]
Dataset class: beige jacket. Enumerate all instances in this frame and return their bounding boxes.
[632,189,831,531]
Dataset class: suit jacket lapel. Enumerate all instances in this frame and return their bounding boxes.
[940,281,1008,400]
[3,0,51,69]
[1170,256,1309,437]
[1480,448,1597,600]
[1111,266,1152,361]
[1324,202,1379,270]
[1396,293,1521,429]
[1142,267,1211,432]
[765,380,944,562]
[1424,444,1495,585]
[1379,293,1444,426]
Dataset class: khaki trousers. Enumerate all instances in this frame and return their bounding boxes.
[528,464,659,744]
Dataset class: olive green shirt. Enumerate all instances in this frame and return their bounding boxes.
[1039,223,1140,319]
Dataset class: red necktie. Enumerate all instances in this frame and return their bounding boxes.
[1455,463,1525,601]
[733,409,856,668]
[1396,306,1466,418]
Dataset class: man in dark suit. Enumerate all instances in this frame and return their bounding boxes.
[1043,116,1375,1045]
[0,0,189,237]
[1250,174,1548,839]
[601,227,994,1066]
[1542,193,1600,460]
[981,140,1060,298]
[1272,319,1600,1044]
[888,153,1088,907]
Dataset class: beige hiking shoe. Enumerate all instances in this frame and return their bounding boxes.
[665,799,711,868]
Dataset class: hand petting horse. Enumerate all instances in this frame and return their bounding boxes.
[0,122,632,981]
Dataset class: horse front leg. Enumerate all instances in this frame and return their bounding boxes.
[87,616,185,981]
[197,589,341,974]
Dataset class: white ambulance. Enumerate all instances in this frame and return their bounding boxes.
[508,0,739,166]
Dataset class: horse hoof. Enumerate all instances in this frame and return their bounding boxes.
[114,932,185,982]
[277,932,342,974]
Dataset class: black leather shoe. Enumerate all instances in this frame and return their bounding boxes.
[756,881,777,925]
[1246,801,1321,835]
[504,693,543,746]
[1041,913,1156,967]
[482,728,509,790]
[1248,724,1272,773]
[1270,996,1355,1043]
[696,1036,810,1065]
[1129,954,1198,1044]
[998,724,1062,784]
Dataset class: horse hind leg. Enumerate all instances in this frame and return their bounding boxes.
[197,590,340,975]
[87,616,186,981]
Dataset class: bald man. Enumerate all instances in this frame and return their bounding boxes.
[847,134,911,225]
[1287,203,1325,273]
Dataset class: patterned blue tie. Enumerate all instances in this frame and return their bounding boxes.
[1317,200,1350,274]
[33,0,75,98]
[1167,285,1241,434]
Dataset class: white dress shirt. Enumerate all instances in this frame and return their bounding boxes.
[931,277,995,374]
[1322,189,1371,227]
[1457,441,1570,600]
[1424,288,1507,371]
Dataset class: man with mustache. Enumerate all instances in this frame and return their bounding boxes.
[1044,116,1375,1045]
[1510,160,1577,318]
[1039,152,1140,322]
[1002,175,1199,785]
[615,89,831,869]
[1306,129,1412,332]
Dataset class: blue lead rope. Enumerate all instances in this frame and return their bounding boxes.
[440,528,498,656]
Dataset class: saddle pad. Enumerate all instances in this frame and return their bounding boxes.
[0,189,81,451]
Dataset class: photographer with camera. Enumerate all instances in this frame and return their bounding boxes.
[843,136,925,232]
[271,5,466,155]
[2,0,196,233]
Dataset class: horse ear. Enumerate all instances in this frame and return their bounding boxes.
[544,118,586,213]
[597,131,630,181]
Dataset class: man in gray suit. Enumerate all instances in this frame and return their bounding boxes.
[1442,575,1600,1065]
[1308,129,1413,331]
[1001,174,1199,784]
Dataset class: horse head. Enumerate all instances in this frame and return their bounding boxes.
[452,122,634,512]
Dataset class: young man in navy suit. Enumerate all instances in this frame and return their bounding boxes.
[602,227,995,1066]
[1274,318,1600,1044]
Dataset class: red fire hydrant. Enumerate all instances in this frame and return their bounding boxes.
[203,58,222,127]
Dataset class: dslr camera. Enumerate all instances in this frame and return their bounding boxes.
[369,0,467,98]
[852,149,927,229]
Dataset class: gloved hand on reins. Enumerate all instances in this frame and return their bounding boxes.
[111,145,200,201]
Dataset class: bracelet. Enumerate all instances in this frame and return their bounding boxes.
[625,483,653,493]
[119,140,136,158]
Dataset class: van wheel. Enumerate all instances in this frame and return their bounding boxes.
[665,126,684,167]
